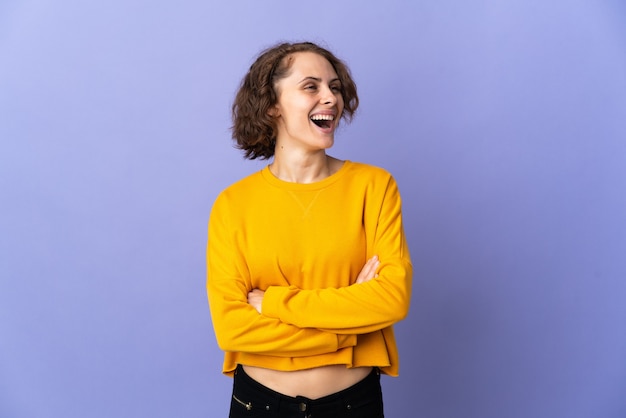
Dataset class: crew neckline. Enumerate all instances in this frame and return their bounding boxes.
[261,160,352,190]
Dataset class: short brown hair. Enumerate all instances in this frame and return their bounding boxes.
[231,42,359,160]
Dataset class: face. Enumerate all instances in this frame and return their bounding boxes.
[271,52,344,154]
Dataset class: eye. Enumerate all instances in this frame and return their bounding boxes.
[304,84,318,91]
[330,84,342,92]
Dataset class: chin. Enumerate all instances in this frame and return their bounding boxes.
[320,138,335,150]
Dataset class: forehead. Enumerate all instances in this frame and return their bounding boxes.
[283,52,338,79]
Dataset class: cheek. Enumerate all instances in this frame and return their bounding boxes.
[281,95,308,112]
[337,99,345,118]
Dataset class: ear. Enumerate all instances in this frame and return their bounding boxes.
[267,104,280,118]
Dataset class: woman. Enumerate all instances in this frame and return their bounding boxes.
[207,41,412,418]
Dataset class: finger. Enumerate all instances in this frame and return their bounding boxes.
[356,256,380,284]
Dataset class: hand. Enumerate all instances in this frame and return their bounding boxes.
[355,255,380,284]
[247,288,265,313]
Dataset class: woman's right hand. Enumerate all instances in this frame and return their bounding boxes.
[355,255,380,284]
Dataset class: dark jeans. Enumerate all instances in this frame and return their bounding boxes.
[229,365,385,418]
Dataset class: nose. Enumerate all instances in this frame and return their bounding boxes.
[320,86,337,106]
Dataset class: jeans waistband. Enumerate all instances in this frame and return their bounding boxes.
[232,365,381,416]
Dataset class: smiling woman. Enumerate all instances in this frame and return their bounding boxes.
[207,42,412,418]
[230,42,358,161]
[268,51,346,179]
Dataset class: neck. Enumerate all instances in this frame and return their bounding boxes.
[269,150,333,184]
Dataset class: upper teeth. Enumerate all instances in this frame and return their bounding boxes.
[311,115,335,121]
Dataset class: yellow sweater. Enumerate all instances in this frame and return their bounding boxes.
[207,161,412,377]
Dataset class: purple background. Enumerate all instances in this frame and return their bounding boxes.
[1,1,625,417]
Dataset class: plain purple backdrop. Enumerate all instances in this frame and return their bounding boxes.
[1,1,625,417]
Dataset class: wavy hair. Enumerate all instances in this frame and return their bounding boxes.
[231,42,359,160]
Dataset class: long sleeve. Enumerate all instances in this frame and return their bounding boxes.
[261,175,412,334]
[206,162,409,375]
[207,192,357,358]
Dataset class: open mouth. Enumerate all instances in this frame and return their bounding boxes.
[310,114,335,129]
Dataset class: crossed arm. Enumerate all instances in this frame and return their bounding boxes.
[247,255,381,312]
[207,173,411,356]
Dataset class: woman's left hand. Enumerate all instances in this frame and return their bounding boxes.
[247,289,265,313]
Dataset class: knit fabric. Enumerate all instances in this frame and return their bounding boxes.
[207,161,412,377]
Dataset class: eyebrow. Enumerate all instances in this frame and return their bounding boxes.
[298,76,341,84]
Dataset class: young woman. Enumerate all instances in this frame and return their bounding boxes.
[207,41,412,418]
